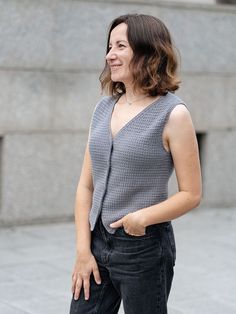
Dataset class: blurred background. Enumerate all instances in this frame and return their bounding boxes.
[0,0,235,313]
[0,0,235,225]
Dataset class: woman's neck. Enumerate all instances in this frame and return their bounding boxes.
[121,83,160,107]
[124,85,147,102]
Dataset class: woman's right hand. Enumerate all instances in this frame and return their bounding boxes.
[71,251,102,301]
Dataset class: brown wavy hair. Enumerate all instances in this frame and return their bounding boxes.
[99,14,181,96]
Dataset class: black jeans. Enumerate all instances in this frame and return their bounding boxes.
[70,214,176,314]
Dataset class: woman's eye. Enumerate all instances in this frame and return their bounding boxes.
[108,44,125,52]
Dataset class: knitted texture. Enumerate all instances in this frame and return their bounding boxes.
[88,92,187,234]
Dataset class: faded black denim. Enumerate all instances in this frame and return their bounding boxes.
[70,214,176,314]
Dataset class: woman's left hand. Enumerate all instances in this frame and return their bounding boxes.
[109,211,146,236]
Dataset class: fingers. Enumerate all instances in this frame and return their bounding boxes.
[93,265,102,285]
[71,273,76,294]
[83,275,90,300]
[71,256,101,301]
[74,277,82,300]
[73,275,92,301]
[109,218,123,228]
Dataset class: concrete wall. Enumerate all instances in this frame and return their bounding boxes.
[0,0,235,226]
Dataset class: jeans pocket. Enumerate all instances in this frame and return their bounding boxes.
[165,224,176,266]
[115,226,158,240]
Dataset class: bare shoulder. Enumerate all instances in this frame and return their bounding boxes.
[170,104,191,120]
[163,104,195,152]
[166,104,193,132]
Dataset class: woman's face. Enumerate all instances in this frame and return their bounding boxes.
[106,23,133,85]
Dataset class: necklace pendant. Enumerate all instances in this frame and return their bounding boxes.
[125,93,149,106]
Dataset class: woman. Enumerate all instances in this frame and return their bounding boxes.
[70,14,202,314]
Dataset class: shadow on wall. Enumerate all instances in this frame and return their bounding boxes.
[216,0,236,4]
[196,132,205,200]
[0,137,2,212]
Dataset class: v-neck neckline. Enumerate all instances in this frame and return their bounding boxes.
[109,94,164,142]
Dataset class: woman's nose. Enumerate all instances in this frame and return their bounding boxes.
[106,49,116,61]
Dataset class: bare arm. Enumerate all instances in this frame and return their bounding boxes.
[74,141,94,254]
[140,104,202,226]
[71,141,101,301]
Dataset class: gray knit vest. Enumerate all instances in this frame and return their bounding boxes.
[88,91,186,234]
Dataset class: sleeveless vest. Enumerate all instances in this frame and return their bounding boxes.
[88,92,186,234]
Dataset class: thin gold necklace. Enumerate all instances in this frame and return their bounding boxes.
[125,93,149,106]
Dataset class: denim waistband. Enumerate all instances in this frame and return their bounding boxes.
[96,213,170,236]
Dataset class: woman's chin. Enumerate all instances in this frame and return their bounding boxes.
[111,74,121,82]
[111,75,127,84]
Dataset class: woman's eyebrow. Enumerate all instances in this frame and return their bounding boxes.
[109,40,128,46]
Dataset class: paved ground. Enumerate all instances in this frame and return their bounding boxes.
[0,207,236,314]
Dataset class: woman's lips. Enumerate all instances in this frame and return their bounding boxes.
[110,65,122,70]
